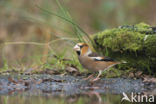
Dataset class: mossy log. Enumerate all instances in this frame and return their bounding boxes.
[93,23,156,75]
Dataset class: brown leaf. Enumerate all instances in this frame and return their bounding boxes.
[143,77,156,83]
[65,66,78,73]
[38,69,60,75]
[8,77,17,84]
[128,72,134,78]
[24,68,34,74]
[135,71,143,77]
[32,79,42,85]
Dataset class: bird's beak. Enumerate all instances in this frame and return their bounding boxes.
[73,45,80,51]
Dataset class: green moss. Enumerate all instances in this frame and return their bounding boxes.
[135,22,150,28]
[95,29,145,51]
[93,23,156,76]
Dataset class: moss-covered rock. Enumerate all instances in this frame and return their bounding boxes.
[93,23,156,76]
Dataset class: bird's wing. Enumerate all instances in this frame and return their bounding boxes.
[88,52,100,57]
[88,52,114,62]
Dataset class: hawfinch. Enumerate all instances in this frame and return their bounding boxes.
[73,43,121,81]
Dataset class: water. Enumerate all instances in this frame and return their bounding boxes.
[0,74,155,104]
[0,94,123,104]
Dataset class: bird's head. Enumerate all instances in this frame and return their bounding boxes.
[73,43,92,56]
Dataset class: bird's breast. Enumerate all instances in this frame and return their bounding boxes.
[78,56,99,72]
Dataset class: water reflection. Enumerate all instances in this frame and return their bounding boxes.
[0,93,123,104]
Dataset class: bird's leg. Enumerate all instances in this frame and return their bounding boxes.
[92,70,102,82]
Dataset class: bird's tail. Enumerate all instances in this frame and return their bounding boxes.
[114,60,127,65]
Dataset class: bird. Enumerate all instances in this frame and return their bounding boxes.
[73,43,121,81]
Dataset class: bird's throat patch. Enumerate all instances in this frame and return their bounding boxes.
[76,51,80,56]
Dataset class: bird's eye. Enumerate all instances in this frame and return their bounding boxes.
[79,45,83,48]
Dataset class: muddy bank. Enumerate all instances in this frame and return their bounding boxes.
[0,74,155,96]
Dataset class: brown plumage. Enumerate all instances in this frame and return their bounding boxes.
[73,43,121,81]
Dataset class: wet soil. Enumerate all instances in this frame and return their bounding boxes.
[0,74,155,96]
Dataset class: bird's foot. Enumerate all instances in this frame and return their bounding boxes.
[83,74,94,80]
[90,77,100,82]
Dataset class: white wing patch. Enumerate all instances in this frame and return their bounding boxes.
[90,57,103,60]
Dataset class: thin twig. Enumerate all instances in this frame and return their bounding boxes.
[3,38,78,46]
[4,42,47,46]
